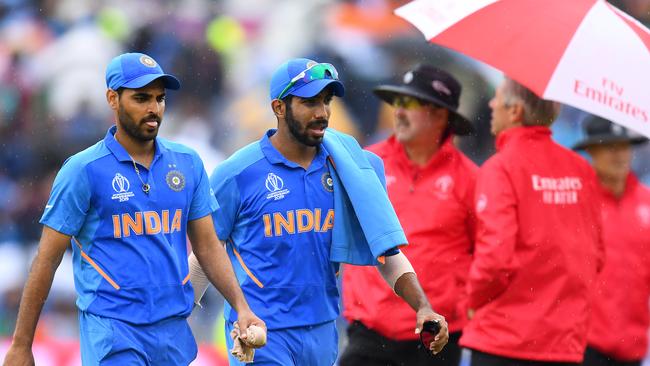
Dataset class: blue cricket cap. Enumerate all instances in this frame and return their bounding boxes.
[269,58,344,100]
[105,52,181,90]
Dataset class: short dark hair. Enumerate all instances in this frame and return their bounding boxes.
[281,94,294,105]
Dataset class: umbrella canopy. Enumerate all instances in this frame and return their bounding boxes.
[395,0,650,138]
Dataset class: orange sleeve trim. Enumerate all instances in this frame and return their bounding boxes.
[231,242,264,289]
[182,273,191,285]
[73,237,120,290]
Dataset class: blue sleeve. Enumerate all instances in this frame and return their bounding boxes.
[364,150,387,190]
[365,150,399,258]
[188,153,220,221]
[209,166,241,241]
[39,157,92,236]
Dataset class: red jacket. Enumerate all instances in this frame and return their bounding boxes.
[460,126,604,362]
[588,174,650,361]
[343,136,477,339]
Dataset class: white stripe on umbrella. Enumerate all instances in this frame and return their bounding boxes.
[546,1,650,130]
[396,0,650,138]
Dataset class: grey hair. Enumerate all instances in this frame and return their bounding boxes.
[501,77,560,126]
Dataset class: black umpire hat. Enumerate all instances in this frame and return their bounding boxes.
[373,64,473,135]
[572,115,648,150]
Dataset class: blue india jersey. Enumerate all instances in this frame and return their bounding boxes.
[40,126,219,324]
[211,130,339,330]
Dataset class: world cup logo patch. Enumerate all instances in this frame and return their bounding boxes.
[321,173,334,192]
[166,170,185,192]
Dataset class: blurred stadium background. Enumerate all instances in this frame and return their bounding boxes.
[0,0,649,364]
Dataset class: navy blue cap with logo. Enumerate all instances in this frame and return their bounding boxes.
[105,52,181,91]
[269,58,345,100]
[373,64,474,135]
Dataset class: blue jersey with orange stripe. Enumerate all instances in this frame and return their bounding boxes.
[40,126,218,324]
[211,130,339,330]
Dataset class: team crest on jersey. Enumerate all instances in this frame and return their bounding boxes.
[321,173,334,192]
[433,175,454,200]
[265,173,290,200]
[166,170,185,192]
[111,173,135,202]
[637,204,650,227]
[385,175,397,187]
[476,193,487,213]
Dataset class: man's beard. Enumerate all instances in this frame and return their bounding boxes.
[117,103,161,142]
[285,104,327,147]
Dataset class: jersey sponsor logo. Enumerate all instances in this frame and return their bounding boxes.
[166,170,185,192]
[265,173,290,200]
[637,204,650,227]
[531,175,583,204]
[111,173,135,202]
[112,209,183,238]
[262,208,334,237]
[321,173,334,192]
[433,175,454,200]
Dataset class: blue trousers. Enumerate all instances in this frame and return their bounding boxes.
[225,320,338,366]
[79,311,197,365]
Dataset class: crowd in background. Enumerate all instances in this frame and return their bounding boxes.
[1,0,650,362]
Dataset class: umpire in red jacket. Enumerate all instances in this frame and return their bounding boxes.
[574,116,650,366]
[460,77,604,366]
[341,64,477,366]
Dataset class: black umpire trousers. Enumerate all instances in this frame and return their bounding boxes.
[582,347,641,366]
[468,349,580,366]
[338,321,462,366]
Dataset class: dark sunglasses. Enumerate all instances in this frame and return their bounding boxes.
[392,96,427,110]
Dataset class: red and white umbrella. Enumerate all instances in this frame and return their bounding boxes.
[395,0,650,138]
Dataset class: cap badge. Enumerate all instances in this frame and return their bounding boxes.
[432,80,452,96]
[403,71,414,84]
[611,124,624,136]
[140,55,157,68]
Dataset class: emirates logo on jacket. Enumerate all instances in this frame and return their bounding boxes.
[531,175,583,204]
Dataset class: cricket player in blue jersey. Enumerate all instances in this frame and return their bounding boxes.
[190,58,449,365]
[3,52,264,366]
